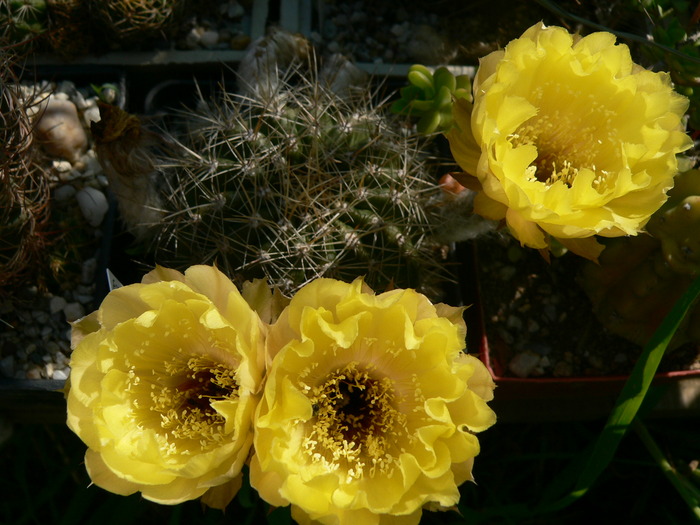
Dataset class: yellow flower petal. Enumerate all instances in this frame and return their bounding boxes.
[556,236,605,262]
[66,265,266,506]
[505,208,548,249]
[84,449,140,497]
[450,22,692,255]
[200,476,243,510]
[250,278,495,524]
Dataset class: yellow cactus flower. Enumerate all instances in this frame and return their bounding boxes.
[447,22,692,260]
[66,265,266,507]
[250,278,496,525]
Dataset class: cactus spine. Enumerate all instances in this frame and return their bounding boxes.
[0,44,52,291]
[89,0,188,48]
[145,36,451,298]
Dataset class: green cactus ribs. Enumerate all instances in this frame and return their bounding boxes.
[146,42,452,300]
[391,64,472,134]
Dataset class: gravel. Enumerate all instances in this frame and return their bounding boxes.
[475,234,700,379]
[0,80,109,382]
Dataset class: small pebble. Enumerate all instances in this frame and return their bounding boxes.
[52,369,69,381]
[32,310,49,324]
[75,294,94,305]
[76,186,108,227]
[49,296,67,314]
[63,302,85,322]
[53,159,73,172]
[53,184,76,202]
[82,105,100,126]
[81,258,97,285]
[509,351,542,378]
[553,361,573,377]
[200,30,219,48]
[26,367,42,379]
[185,27,203,48]
[506,315,522,331]
[0,356,15,377]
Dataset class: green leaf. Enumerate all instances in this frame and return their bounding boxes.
[634,419,700,520]
[536,272,700,514]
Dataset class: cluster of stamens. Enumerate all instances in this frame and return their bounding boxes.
[301,361,409,481]
[507,84,618,191]
[130,354,238,453]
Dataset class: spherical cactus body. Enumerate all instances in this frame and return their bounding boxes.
[147,35,451,299]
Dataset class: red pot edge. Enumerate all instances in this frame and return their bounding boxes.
[467,241,700,386]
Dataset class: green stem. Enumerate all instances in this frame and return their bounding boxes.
[633,419,700,521]
[536,273,700,514]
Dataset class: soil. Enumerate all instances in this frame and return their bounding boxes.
[473,233,700,379]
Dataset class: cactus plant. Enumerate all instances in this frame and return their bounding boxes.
[137,35,452,299]
[0,0,48,47]
[0,44,52,292]
[89,0,188,49]
[578,169,700,348]
[391,64,472,134]
[44,0,93,58]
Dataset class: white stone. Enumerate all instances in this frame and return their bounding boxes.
[53,184,76,202]
[82,105,101,126]
[52,369,69,381]
[81,258,97,284]
[81,155,103,178]
[185,27,202,48]
[52,159,73,172]
[75,294,94,305]
[59,169,82,182]
[49,295,67,314]
[76,186,108,227]
[63,302,85,322]
[200,30,219,48]
[508,351,542,379]
[56,80,76,96]
[228,2,245,18]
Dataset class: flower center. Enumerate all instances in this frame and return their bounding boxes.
[302,361,409,480]
[508,85,618,190]
[130,356,238,452]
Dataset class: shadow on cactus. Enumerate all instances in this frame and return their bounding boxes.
[138,37,453,299]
